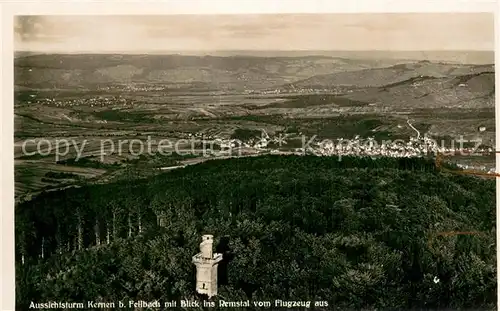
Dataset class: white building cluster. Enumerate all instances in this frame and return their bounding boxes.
[311,135,447,158]
[190,127,495,174]
[304,135,495,174]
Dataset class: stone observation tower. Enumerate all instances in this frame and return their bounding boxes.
[192,234,223,298]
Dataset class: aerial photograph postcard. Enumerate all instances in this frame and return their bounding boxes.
[12,11,496,310]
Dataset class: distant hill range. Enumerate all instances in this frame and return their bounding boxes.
[282,61,494,89]
[12,53,429,91]
[279,61,494,109]
[15,50,494,63]
[14,54,494,98]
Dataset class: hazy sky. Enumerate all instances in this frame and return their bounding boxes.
[14,13,494,52]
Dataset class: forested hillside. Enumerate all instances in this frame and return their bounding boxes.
[15,156,496,310]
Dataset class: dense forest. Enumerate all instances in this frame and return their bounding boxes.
[15,155,496,310]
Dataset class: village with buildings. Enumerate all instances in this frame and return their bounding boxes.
[187,124,496,175]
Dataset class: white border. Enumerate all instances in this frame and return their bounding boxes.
[1,0,498,15]
[1,1,498,310]
[495,2,500,308]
